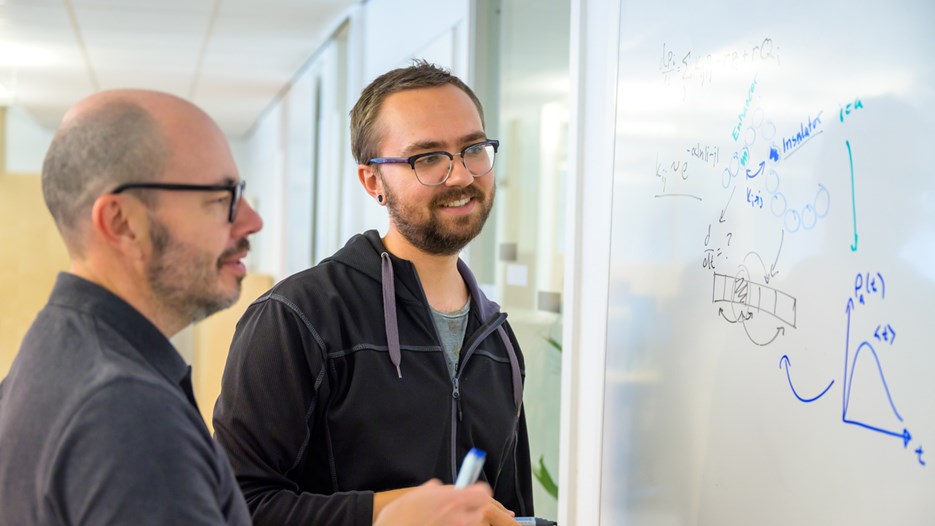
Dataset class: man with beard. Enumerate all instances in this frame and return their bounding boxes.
[0,89,492,526]
[213,61,534,526]
[0,89,263,524]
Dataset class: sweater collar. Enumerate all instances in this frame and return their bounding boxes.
[48,272,197,408]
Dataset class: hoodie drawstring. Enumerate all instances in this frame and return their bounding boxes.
[382,251,523,404]
[497,326,524,418]
[381,252,403,378]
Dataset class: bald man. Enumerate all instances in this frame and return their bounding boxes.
[0,90,494,526]
[0,90,263,524]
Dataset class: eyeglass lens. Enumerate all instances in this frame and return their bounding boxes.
[413,143,497,185]
[229,182,244,222]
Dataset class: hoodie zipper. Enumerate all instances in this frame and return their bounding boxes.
[452,376,463,421]
[447,312,508,480]
[373,241,518,487]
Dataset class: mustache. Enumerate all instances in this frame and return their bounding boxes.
[430,185,485,207]
[217,238,251,264]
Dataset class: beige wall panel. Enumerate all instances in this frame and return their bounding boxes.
[0,173,69,375]
[193,273,273,432]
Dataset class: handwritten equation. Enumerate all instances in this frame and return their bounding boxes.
[644,31,923,467]
[659,38,781,87]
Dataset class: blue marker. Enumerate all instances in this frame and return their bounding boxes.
[515,518,557,526]
[454,448,486,488]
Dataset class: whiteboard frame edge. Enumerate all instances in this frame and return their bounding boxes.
[559,0,620,525]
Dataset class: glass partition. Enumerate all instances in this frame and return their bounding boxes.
[472,0,571,519]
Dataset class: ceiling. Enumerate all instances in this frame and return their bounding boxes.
[0,0,359,137]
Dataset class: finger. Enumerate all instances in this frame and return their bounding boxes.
[419,479,443,488]
[469,481,493,497]
[483,501,519,526]
[487,497,513,515]
[461,483,492,503]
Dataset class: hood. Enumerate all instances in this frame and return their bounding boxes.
[327,230,504,320]
[325,230,508,380]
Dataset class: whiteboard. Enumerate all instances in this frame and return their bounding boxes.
[601,1,935,524]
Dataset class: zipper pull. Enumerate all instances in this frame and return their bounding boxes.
[452,377,463,422]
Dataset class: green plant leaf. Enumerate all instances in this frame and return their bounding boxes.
[532,454,558,499]
[544,336,562,353]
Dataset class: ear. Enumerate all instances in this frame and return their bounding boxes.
[89,194,148,260]
[358,163,385,202]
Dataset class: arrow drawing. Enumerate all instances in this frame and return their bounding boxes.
[745,161,766,179]
[743,323,784,346]
[843,299,909,447]
[846,140,858,251]
[765,229,784,284]
[718,307,752,324]
[719,186,736,223]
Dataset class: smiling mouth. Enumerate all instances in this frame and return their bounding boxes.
[441,197,471,208]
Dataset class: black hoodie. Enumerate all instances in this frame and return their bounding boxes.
[214,230,534,525]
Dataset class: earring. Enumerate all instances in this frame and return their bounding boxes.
[377,194,384,204]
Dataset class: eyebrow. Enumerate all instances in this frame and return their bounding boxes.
[400,132,488,156]
[214,176,239,186]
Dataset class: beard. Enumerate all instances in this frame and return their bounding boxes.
[146,217,247,324]
[383,179,495,256]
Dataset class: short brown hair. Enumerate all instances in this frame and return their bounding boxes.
[350,59,485,165]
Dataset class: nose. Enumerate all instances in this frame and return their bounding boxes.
[233,198,263,237]
[444,156,474,188]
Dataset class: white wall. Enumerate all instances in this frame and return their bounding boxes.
[238,35,350,281]
[240,103,285,279]
[4,106,54,174]
[310,36,349,266]
[361,0,469,82]
[282,68,315,276]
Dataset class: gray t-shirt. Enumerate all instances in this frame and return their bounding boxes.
[431,297,471,379]
[0,273,250,525]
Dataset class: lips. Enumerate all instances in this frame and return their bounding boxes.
[441,197,471,207]
[432,187,484,209]
[217,239,251,269]
[221,252,248,265]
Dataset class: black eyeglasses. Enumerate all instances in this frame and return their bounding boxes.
[110,180,246,222]
[367,139,500,186]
